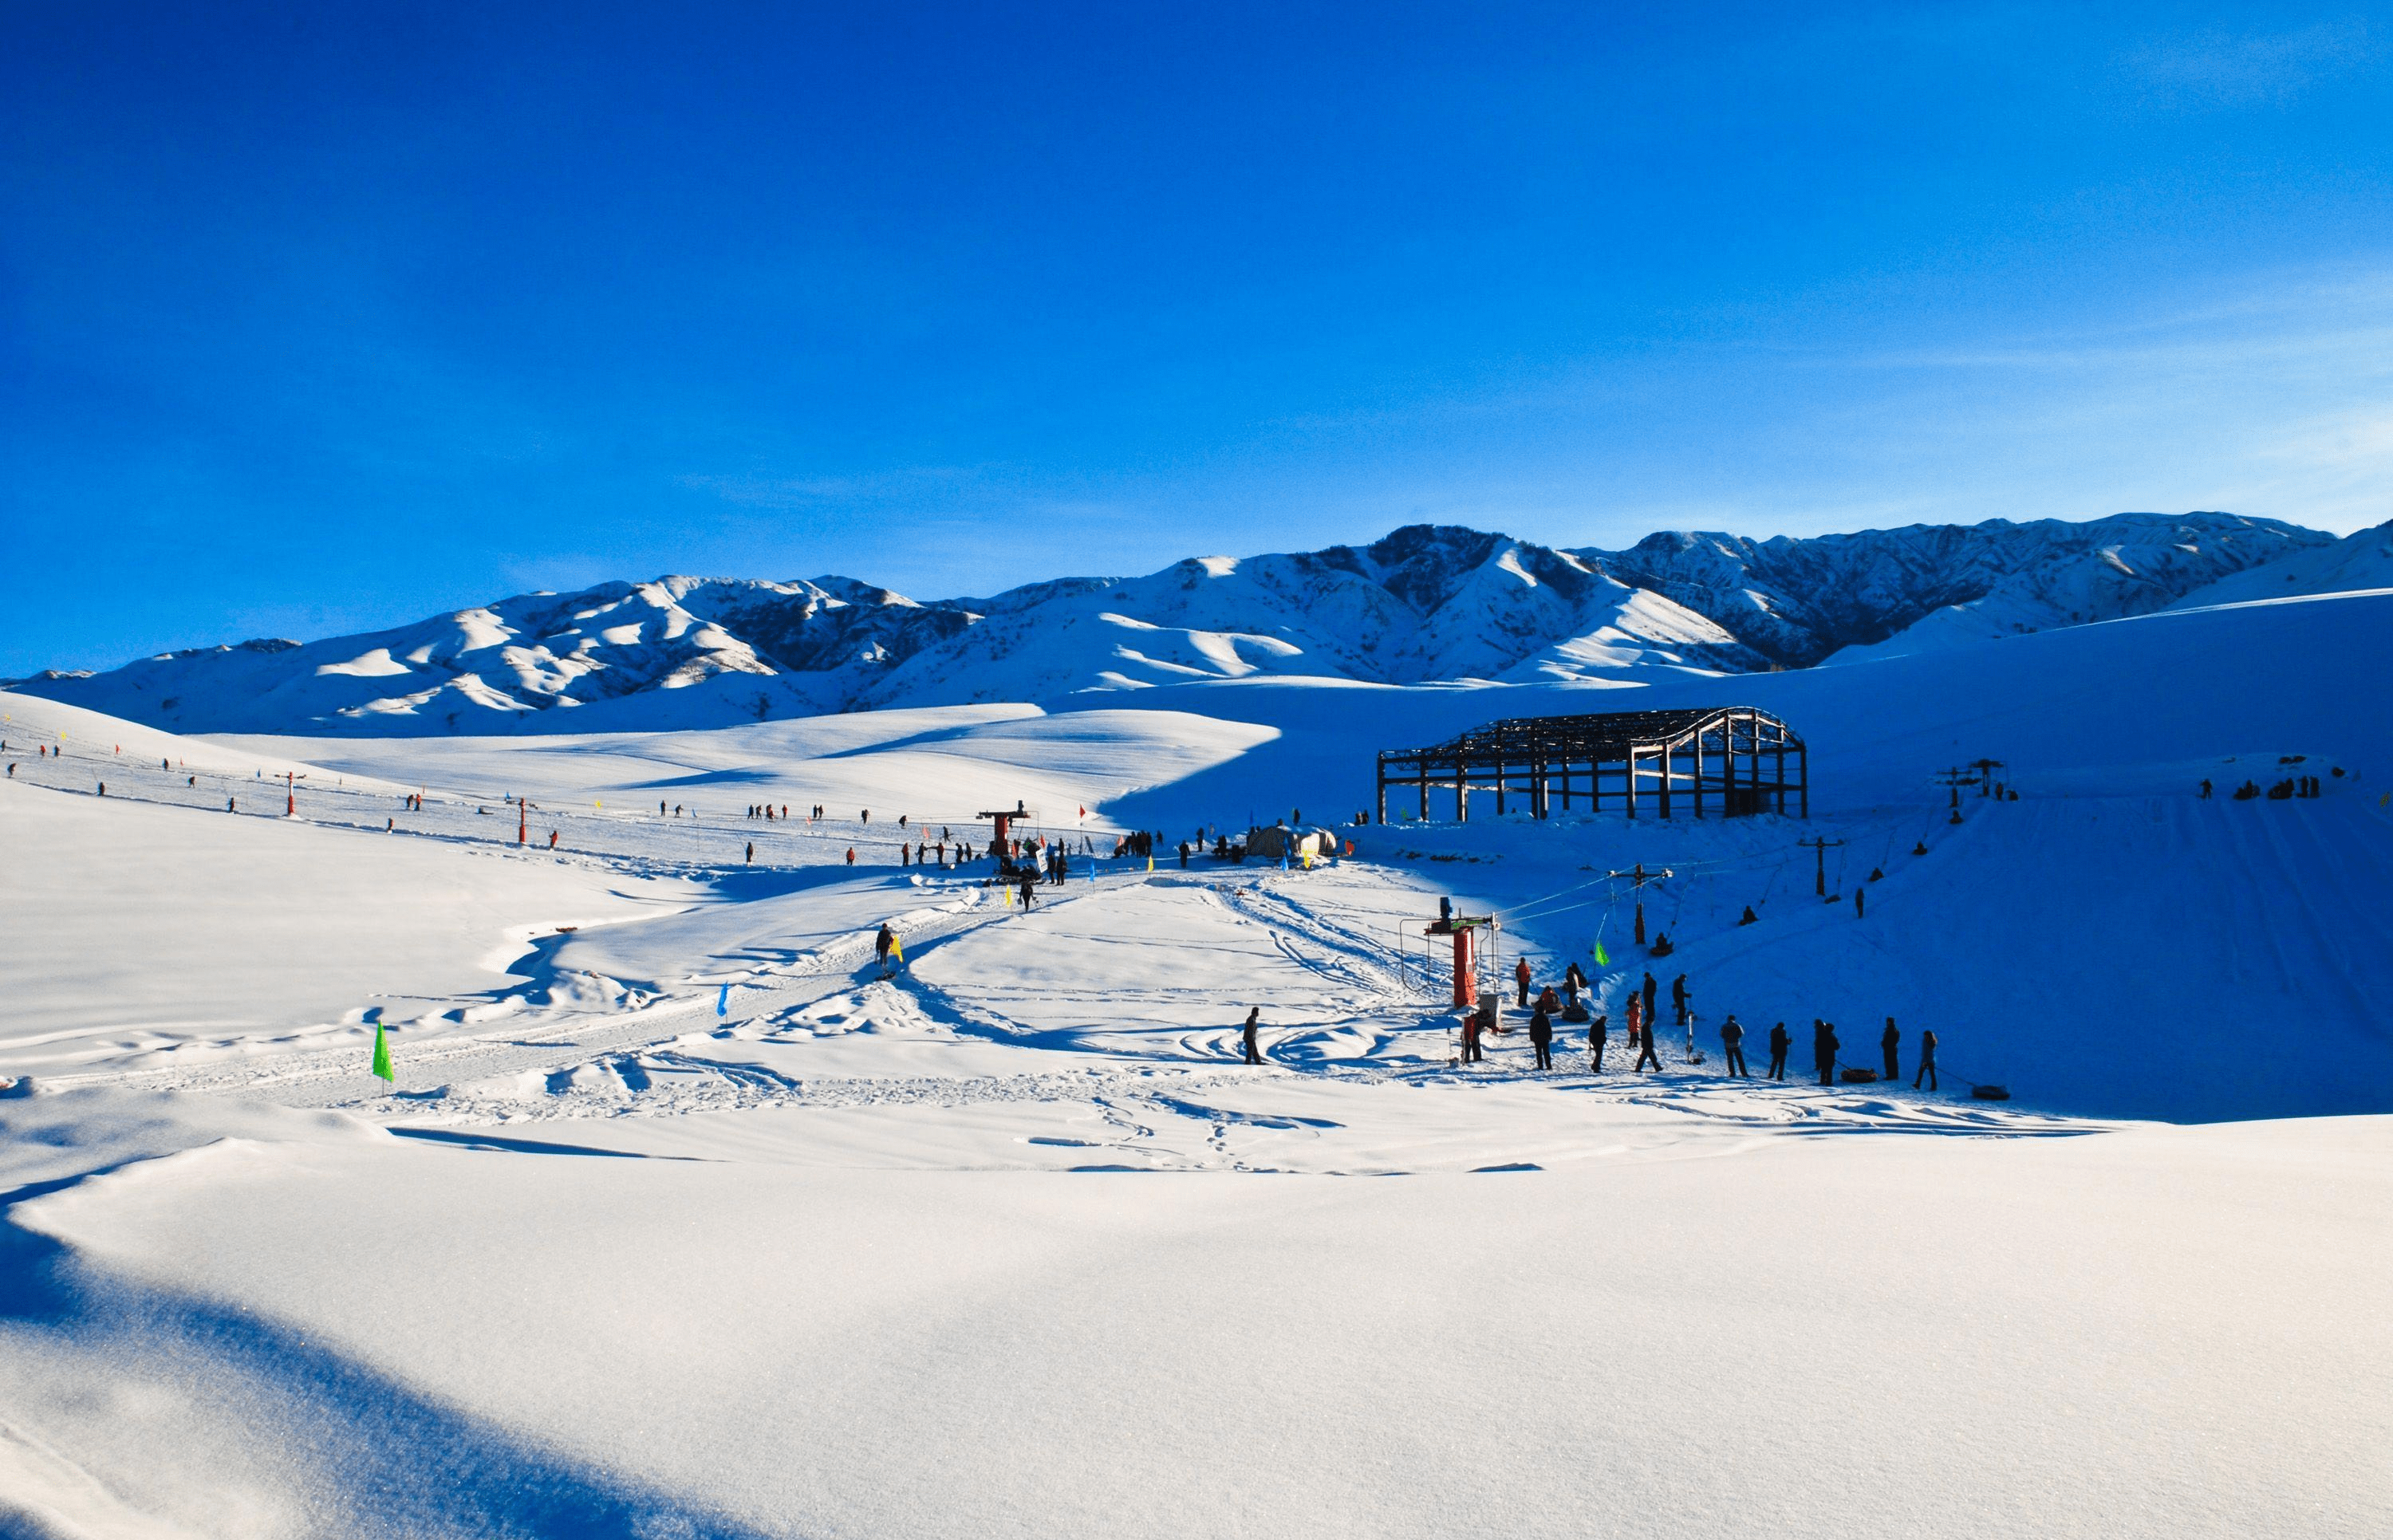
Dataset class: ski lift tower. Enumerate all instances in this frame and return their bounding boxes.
[1425,912,1499,1007]
[978,799,1038,874]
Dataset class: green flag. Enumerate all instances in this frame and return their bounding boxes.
[370,1022,394,1084]
[1593,939,1610,966]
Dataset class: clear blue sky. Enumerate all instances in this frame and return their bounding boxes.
[4,2,2390,675]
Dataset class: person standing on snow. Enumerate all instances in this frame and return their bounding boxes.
[1563,961,1587,1006]
[875,924,895,968]
[846,847,855,866]
[1671,973,1690,1028]
[1018,872,1038,910]
[1528,1003,1554,1070]
[1914,1029,1939,1091]
[1721,1014,1748,1076]
[1641,972,1659,1034]
[745,841,754,865]
[1460,1005,1484,1065]
[1515,956,1533,1010]
[1881,1018,1901,1081]
[1768,1022,1790,1079]
[1536,984,1561,1018]
[1813,1020,1839,1085]
[1633,998,1663,1073]
[1587,1012,1608,1073]
[1241,1007,1263,1065]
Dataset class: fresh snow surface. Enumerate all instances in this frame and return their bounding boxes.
[2,589,2389,1538]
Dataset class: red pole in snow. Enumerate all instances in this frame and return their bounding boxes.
[286,770,294,817]
[518,798,526,845]
[1451,925,1476,1008]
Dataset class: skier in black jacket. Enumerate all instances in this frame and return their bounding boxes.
[1587,1013,1608,1073]
[1241,1006,1263,1065]
[1768,1022,1790,1079]
[1528,1006,1554,1070]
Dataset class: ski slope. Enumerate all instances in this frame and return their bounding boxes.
[2,589,2390,1538]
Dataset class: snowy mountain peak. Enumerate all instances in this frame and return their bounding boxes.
[7,512,2333,735]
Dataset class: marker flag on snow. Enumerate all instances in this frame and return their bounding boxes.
[1147,856,1155,873]
[1594,938,1610,966]
[890,935,904,962]
[717,984,729,1017]
[370,1023,394,1084]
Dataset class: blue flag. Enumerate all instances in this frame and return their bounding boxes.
[716,984,729,1017]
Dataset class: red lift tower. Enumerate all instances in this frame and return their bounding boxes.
[976,799,1038,873]
[1425,913,1499,1006]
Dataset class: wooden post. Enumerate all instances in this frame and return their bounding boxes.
[1626,748,1639,818]
[1659,740,1673,819]
[1693,725,1705,818]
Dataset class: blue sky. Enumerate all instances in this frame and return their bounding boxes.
[4,2,2390,675]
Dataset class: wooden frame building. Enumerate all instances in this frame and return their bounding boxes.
[1376,707,1807,823]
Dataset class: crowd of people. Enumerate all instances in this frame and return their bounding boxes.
[1264,954,1947,1093]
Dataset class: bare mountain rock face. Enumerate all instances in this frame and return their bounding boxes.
[9,513,2330,735]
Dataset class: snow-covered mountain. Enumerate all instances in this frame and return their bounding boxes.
[8,513,2328,735]
[2165,518,2393,611]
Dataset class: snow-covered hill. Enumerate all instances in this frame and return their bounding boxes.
[2166,517,2393,610]
[6,514,2326,735]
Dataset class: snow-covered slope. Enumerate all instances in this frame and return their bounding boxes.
[7,514,2324,735]
[2166,517,2393,609]
[2,587,2390,1538]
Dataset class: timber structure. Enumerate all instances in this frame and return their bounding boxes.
[1375,707,1807,823]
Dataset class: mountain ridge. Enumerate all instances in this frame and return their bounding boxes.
[7,513,2331,735]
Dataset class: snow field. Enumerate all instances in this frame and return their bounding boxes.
[6,1111,2386,1539]
[2,586,2391,1536]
